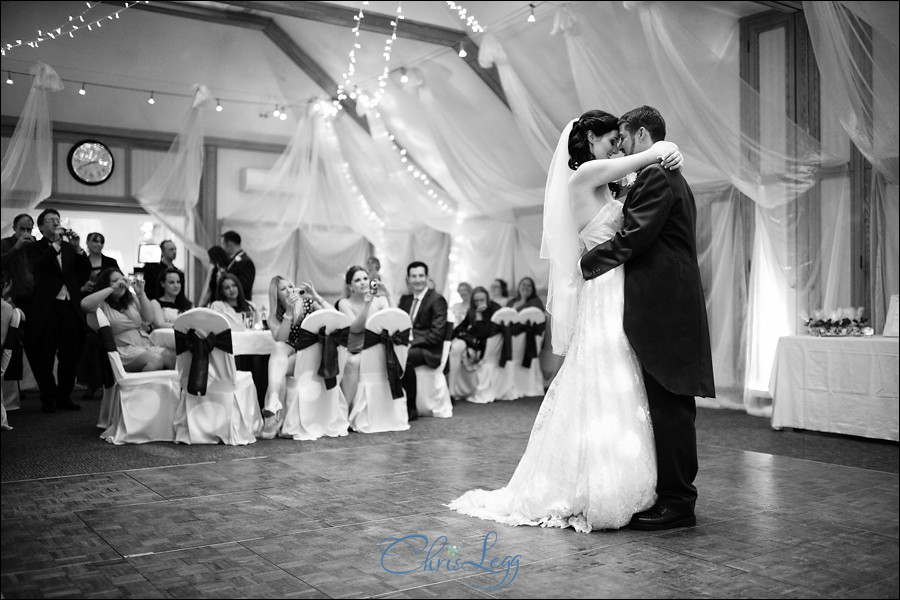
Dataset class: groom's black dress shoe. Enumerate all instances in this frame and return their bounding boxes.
[628,505,696,531]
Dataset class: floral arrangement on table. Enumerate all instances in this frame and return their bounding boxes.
[801,307,874,337]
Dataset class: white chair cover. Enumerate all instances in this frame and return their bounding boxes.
[498,310,527,401]
[1,308,25,418]
[512,307,547,398]
[1,307,24,430]
[470,307,519,404]
[348,308,411,433]
[281,309,351,441]
[83,311,116,430]
[415,321,453,418]
[172,308,262,445]
[95,308,181,445]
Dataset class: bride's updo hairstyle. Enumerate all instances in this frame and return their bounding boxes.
[567,110,619,171]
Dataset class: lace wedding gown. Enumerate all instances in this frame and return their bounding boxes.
[448,199,657,532]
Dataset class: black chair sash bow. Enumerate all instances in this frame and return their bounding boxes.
[291,326,349,389]
[516,321,545,368]
[491,322,515,368]
[174,328,234,395]
[97,325,118,388]
[1,325,23,381]
[363,328,411,399]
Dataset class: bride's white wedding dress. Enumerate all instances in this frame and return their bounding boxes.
[448,198,657,532]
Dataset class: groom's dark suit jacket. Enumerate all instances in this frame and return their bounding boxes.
[581,163,714,398]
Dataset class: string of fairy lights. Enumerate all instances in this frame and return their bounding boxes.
[334,1,405,112]
[1,1,148,57]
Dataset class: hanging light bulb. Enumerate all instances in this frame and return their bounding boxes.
[5,72,13,85]
[458,42,467,58]
[279,107,288,121]
[527,4,536,23]
[399,67,409,84]
[78,82,86,95]
[147,91,155,105]
[272,106,281,118]
[215,98,223,112]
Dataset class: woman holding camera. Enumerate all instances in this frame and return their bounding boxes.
[338,265,391,405]
[260,275,331,438]
[80,268,175,372]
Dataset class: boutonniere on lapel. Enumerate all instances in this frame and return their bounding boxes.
[233,254,242,263]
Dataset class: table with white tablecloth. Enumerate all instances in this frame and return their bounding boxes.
[150,328,276,402]
[769,335,899,441]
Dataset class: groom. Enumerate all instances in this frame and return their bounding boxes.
[580,105,714,530]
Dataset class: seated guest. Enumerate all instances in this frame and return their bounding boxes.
[199,245,229,307]
[452,286,501,366]
[209,273,256,329]
[2,268,28,430]
[398,261,448,421]
[260,275,331,439]
[150,267,193,329]
[338,265,391,407]
[80,268,175,372]
[76,232,121,399]
[489,278,510,307]
[506,276,545,311]
[449,281,473,324]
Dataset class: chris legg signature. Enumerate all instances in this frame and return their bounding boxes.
[379,531,520,590]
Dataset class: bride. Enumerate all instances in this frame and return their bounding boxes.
[448,110,683,532]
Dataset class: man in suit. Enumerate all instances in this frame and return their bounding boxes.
[22,209,92,412]
[142,239,179,301]
[221,230,256,302]
[1,213,35,260]
[1,214,36,304]
[580,106,714,531]
[397,261,447,421]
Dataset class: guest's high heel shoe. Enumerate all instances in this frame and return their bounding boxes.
[259,410,282,440]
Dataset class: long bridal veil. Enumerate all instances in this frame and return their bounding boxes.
[540,119,581,356]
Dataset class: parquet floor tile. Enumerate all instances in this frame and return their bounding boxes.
[125,543,329,599]
[75,491,331,557]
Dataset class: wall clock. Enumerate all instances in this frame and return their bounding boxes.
[67,140,114,185]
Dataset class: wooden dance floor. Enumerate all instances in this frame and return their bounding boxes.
[1,396,897,598]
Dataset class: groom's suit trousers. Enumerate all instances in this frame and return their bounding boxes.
[643,367,698,514]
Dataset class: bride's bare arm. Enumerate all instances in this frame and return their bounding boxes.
[569,141,681,194]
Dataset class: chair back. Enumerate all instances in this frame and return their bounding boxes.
[1,308,23,376]
[360,308,411,383]
[94,307,128,384]
[518,307,546,326]
[173,307,236,388]
[292,309,351,380]
[491,307,519,326]
[483,307,519,364]
[439,320,454,369]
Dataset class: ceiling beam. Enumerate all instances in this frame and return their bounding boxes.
[217,0,466,46]
[749,1,804,12]
[106,0,369,132]
[216,0,508,107]
[261,22,369,134]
